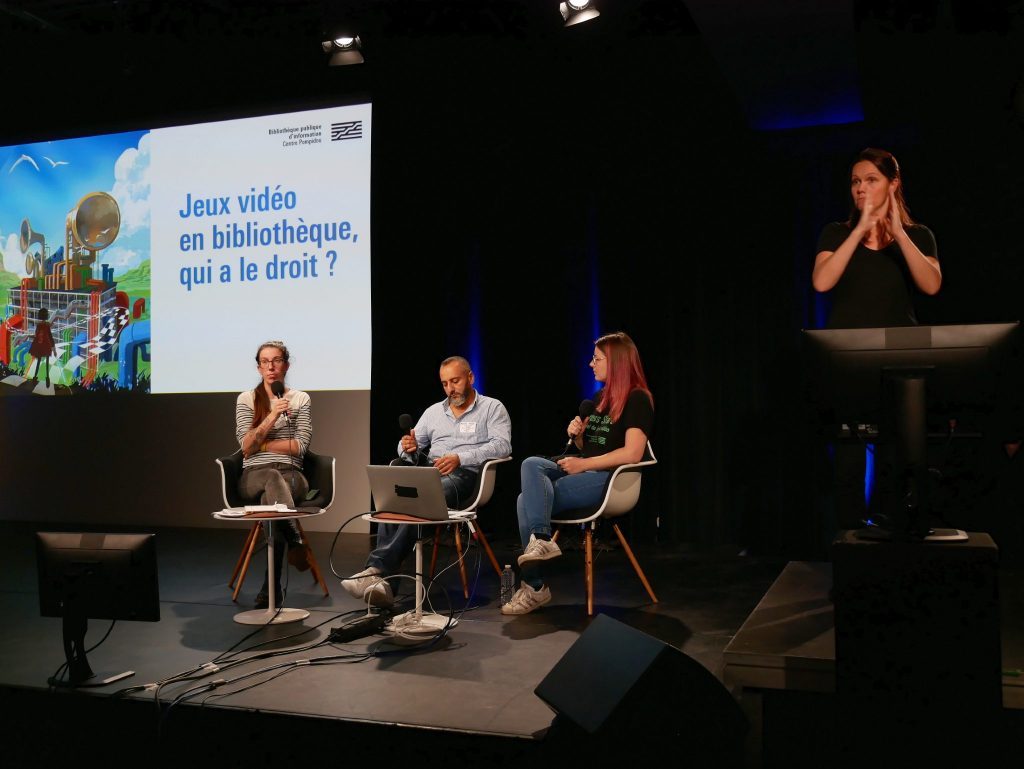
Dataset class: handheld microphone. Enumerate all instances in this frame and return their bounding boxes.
[399,413,420,463]
[559,399,596,456]
[270,380,289,424]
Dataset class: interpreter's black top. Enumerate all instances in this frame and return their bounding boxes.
[816,222,937,329]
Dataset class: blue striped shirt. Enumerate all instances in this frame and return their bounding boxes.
[397,392,511,471]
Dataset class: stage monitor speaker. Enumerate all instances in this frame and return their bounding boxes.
[535,614,747,763]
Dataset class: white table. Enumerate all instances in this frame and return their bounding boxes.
[360,511,476,645]
[213,507,325,625]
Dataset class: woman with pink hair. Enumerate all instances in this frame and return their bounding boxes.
[502,331,654,615]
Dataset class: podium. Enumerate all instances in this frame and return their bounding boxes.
[832,530,1002,765]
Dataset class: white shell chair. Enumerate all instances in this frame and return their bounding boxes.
[551,441,659,615]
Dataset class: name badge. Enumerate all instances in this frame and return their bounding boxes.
[459,422,477,434]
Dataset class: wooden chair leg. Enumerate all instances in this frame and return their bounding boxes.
[232,523,262,602]
[470,523,503,578]
[295,521,329,597]
[453,524,469,599]
[584,525,594,616]
[551,529,561,543]
[229,523,260,588]
[429,531,441,579]
[307,551,330,597]
[612,522,658,605]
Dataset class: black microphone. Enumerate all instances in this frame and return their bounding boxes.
[399,413,420,463]
[560,399,595,456]
[270,380,289,424]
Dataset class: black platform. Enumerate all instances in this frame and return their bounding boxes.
[724,551,1024,768]
[0,521,785,768]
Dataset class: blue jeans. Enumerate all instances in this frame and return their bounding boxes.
[366,466,478,574]
[516,456,609,588]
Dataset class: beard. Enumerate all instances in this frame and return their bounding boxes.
[448,391,468,408]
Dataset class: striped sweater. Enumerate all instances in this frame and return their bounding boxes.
[235,388,312,470]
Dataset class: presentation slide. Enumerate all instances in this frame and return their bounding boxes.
[0,102,371,395]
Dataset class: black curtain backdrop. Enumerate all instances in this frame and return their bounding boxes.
[4,1,1024,562]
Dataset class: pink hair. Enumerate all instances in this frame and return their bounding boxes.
[594,332,653,422]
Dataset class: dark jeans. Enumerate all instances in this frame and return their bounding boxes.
[239,463,309,588]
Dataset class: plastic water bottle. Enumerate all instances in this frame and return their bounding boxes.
[500,564,515,606]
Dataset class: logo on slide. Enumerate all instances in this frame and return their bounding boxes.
[331,121,363,141]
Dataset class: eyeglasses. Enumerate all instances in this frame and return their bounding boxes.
[591,355,606,364]
[258,357,286,368]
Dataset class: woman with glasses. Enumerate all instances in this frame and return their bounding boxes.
[235,340,314,609]
[502,331,654,615]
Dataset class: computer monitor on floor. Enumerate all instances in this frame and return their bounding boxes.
[36,531,160,687]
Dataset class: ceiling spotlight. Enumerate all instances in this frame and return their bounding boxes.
[322,35,364,66]
[559,1,600,27]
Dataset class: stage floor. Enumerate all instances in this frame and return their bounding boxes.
[0,520,786,767]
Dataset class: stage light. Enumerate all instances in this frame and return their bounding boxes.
[322,35,364,66]
[559,1,600,27]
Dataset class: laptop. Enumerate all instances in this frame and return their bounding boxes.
[365,465,473,523]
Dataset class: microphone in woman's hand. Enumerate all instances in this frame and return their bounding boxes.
[270,380,289,424]
[560,399,596,455]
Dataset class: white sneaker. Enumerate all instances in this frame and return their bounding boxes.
[364,580,394,608]
[342,567,394,608]
[501,581,552,615]
[517,534,562,566]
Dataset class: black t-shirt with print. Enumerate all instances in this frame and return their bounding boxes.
[582,389,654,459]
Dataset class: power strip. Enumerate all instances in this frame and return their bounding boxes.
[329,613,388,643]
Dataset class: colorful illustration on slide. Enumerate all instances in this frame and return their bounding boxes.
[4,105,372,395]
[1,132,151,396]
